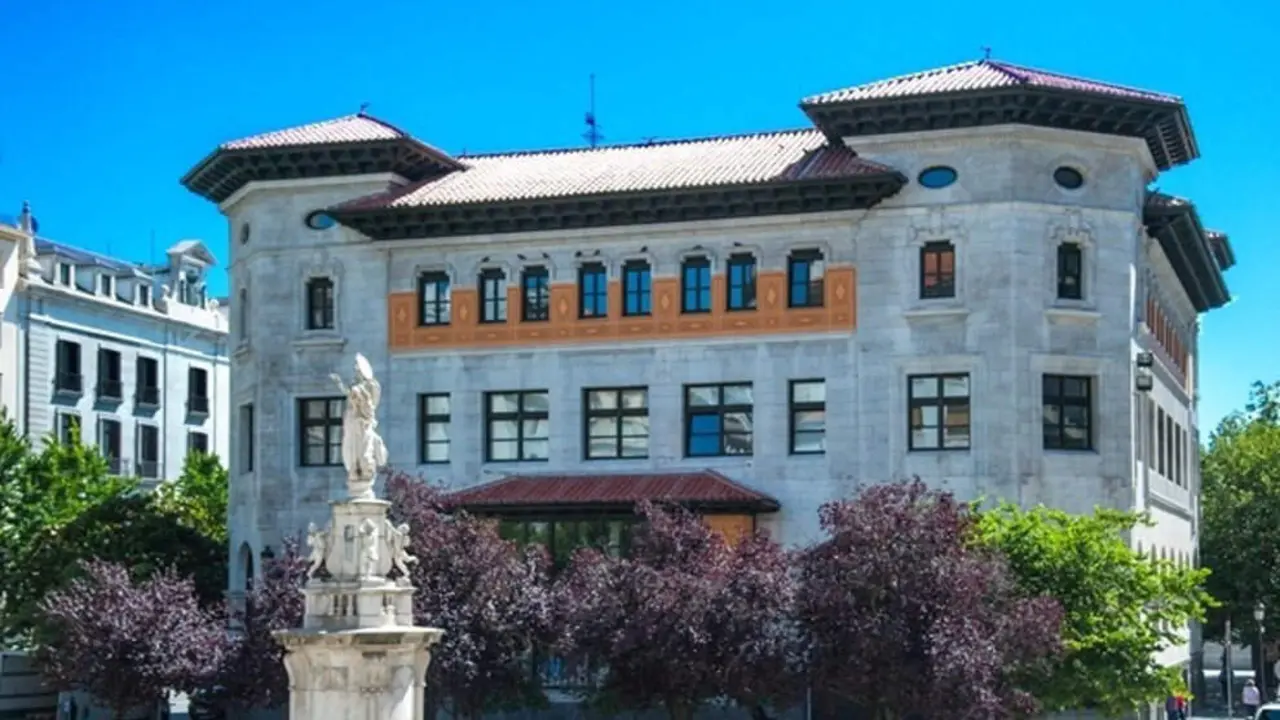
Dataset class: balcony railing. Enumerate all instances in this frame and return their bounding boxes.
[97,378,123,400]
[136,386,160,407]
[188,394,210,414]
[55,372,83,394]
[138,460,159,479]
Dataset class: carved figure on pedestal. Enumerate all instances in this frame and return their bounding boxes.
[331,354,389,500]
[358,518,380,579]
[385,520,417,580]
[305,522,331,579]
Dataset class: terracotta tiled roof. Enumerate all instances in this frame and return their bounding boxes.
[443,470,780,512]
[220,113,408,150]
[335,130,899,211]
[803,60,1181,107]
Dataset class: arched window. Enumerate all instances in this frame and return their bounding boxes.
[239,542,254,592]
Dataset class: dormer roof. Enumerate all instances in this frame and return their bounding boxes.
[167,239,217,267]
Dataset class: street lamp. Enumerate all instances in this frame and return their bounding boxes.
[1257,602,1268,700]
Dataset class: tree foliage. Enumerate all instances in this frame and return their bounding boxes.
[796,480,1063,720]
[154,450,230,545]
[387,471,554,720]
[972,503,1210,716]
[555,501,802,720]
[36,561,227,720]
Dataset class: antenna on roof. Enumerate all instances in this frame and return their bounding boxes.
[583,73,604,148]
[358,102,371,116]
[981,46,993,61]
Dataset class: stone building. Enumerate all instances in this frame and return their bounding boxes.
[182,59,1234,678]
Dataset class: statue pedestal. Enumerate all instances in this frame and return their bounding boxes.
[274,497,443,720]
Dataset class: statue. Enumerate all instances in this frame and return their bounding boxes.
[305,522,330,579]
[15,200,43,278]
[385,521,417,580]
[331,354,389,500]
[358,518,380,579]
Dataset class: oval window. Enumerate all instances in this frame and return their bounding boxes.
[917,166,958,189]
[1053,166,1085,190]
[305,211,336,230]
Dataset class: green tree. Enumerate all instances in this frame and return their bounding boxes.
[153,451,229,545]
[973,503,1211,717]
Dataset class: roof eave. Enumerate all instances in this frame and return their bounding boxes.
[1144,196,1231,312]
[446,498,781,516]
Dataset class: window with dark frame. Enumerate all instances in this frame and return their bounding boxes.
[787,250,825,308]
[479,268,508,323]
[418,272,451,326]
[138,424,160,479]
[96,348,122,400]
[685,383,753,457]
[1057,243,1084,300]
[622,260,652,317]
[188,431,209,456]
[57,413,79,446]
[726,254,757,311]
[99,418,122,474]
[136,357,160,407]
[789,380,826,454]
[521,267,550,322]
[1175,426,1183,486]
[305,277,336,330]
[908,374,971,450]
[579,263,608,318]
[241,404,255,473]
[681,257,712,313]
[1042,374,1093,451]
[498,518,635,568]
[58,264,72,286]
[1156,407,1166,475]
[55,340,82,393]
[299,397,344,467]
[419,394,451,464]
[584,387,649,459]
[485,391,550,462]
[1164,413,1174,477]
[920,241,956,299]
[188,367,210,414]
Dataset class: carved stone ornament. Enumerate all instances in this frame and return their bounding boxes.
[330,353,389,500]
[305,522,332,580]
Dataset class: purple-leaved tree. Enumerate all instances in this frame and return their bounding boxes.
[555,501,802,720]
[36,560,227,720]
[386,471,554,720]
[797,480,1064,720]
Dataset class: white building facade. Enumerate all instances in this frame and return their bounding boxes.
[183,60,1233,676]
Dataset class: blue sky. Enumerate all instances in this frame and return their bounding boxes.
[2,0,1274,431]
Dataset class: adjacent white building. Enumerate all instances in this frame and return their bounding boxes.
[182,59,1234,681]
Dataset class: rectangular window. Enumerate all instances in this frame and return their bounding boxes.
[726,254,757,311]
[685,383,753,457]
[789,379,826,454]
[138,284,152,306]
[1175,425,1184,486]
[1156,407,1166,475]
[99,418,122,474]
[58,263,72,286]
[299,397,344,467]
[1165,413,1174,478]
[136,357,160,407]
[920,241,956,299]
[579,263,608,318]
[479,269,508,323]
[138,424,160,479]
[681,257,712,314]
[100,275,114,297]
[418,272,451,326]
[485,391,550,462]
[908,374,971,450]
[584,387,649,459]
[188,367,210,414]
[623,261,652,317]
[305,276,336,330]
[499,518,634,567]
[55,340,82,393]
[188,431,209,456]
[96,348,122,400]
[1057,243,1084,300]
[57,412,79,446]
[1043,374,1093,451]
[240,403,255,473]
[419,393,451,464]
[521,267,550,322]
[788,250,825,308]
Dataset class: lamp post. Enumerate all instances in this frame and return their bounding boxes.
[1256,602,1267,700]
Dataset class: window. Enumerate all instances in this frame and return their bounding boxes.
[584,387,649,459]
[787,250,825,308]
[1156,407,1166,475]
[188,367,210,414]
[239,223,250,245]
[918,166,958,189]
[298,398,343,467]
[1053,166,1085,190]
[579,263,608,318]
[188,432,209,456]
[623,261,652,317]
[499,518,634,567]
[418,272,451,326]
[485,391,550,462]
[681,257,712,313]
[136,357,160,407]
[1043,374,1093,451]
[726,254,757,311]
[685,383,753,457]
[138,424,160,479]
[1175,425,1184,486]
[57,412,79,446]
[419,394,450,464]
[908,374,971,450]
[55,340,82,393]
[96,348,122,400]
[99,419,122,474]
[789,380,826,454]
[306,277,335,330]
[58,263,72,286]
[240,404,255,473]
[521,267,550,322]
[139,284,152,307]
[479,269,508,323]
[236,288,247,342]
[1164,413,1174,477]
[304,211,336,230]
[1057,243,1083,300]
[920,241,956,299]
[100,275,114,297]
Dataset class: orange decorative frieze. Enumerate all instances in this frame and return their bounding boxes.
[388,267,857,352]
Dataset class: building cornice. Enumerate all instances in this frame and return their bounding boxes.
[23,281,229,338]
